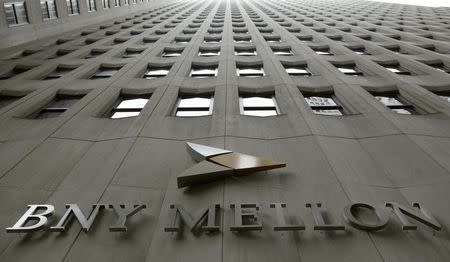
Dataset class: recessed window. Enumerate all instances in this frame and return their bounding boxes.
[297,35,313,42]
[198,48,220,57]
[436,93,450,103]
[240,95,279,117]
[264,36,281,43]
[40,0,58,21]
[47,49,74,59]
[336,65,364,76]
[429,63,450,73]
[142,37,158,44]
[349,47,368,55]
[374,94,418,115]
[101,0,109,8]
[4,2,28,26]
[0,95,23,109]
[284,64,311,76]
[235,47,257,56]
[161,48,183,57]
[173,37,190,44]
[89,66,121,79]
[114,0,120,7]
[84,49,107,59]
[174,96,213,117]
[204,37,222,43]
[314,49,333,56]
[236,65,265,77]
[233,36,252,43]
[304,95,344,116]
[0,66,33,80]
[31,95,84,119]
[108,95,150,119]
[189,65,218,78]
[385,46,408,55]
[42,67,76,80]
[272,47,294,56]
[86,0,96,12]
[122,49,144,58]
[382,65,411,75]
[111,38,128,45]
[66,0,79,15]
[142,65,171,79]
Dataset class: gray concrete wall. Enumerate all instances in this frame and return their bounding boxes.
[0,0,449,261]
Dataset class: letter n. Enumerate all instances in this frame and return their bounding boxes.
[50,204,105,232]
[385,202,441,231]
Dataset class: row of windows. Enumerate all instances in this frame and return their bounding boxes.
[1,90,449,119]
[6,5,446,61]
[4,58,443,81]
[3,2,195,59]
[269,0,449,25]
[3,0,149,26]
[250,0,448,51]
[12,31,445,60]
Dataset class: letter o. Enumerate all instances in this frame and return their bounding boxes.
[343,202,389,231]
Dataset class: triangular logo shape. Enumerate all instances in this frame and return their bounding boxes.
[177,143,286,188]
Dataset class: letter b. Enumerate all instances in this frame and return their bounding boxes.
[6,205,55,233]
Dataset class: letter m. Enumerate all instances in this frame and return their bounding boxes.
[164,204,220,233]
[386,202,441,231]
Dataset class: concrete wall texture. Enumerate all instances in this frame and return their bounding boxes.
[0,0,449,261]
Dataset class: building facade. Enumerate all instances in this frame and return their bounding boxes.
[0,0,450,261]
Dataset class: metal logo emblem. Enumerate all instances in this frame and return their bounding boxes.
[177,143,286,188]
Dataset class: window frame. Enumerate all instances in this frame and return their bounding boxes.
[314,49,333,56]
[284,64,312,76]
[303,94,345,116]
[102,0,110,9]
[4,2,29,26]
[198,48,221,57]
[239,94,280,117]
[173,95,214,117]
[336,65,364,76]
[142,65,171,79]
[272,47,294,56]
[373,93,418,115]
[86,0,96,12]
[30,94,84,119]
[236,65,265,77]
[189,65,218,78]
[66,0,79,15]
[42,66,75,80]
[89,66,121,79]
[0,66,32,80]
[107,94,151,119]
[40,0,58,21]
[383,65,411,75]
[122,49,144,58]
[161,49,183,58]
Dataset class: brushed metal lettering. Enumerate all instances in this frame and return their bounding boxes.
[164,203,220,233]
[109,204,147,232]
[385,202,441,231]
[50,204,106,232]
[6,205,55,233]
[343,202,389,231]
[270,203,305,231]
[306,203,345,231]
[230,203,263,231]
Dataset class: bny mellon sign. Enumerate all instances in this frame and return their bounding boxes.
[4,143,443,237]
